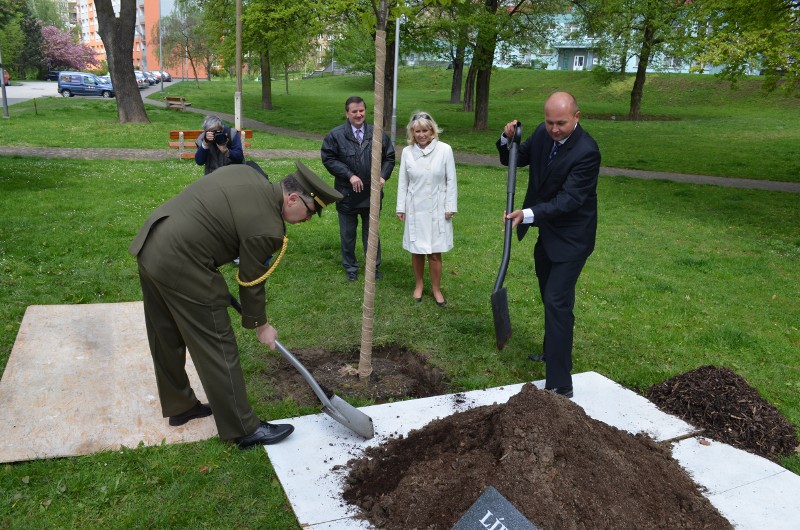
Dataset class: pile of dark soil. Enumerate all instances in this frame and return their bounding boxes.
[647,365,799,461]
[342,384,732,530]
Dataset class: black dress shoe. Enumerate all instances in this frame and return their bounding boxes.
[346,271,357,281]
[169,401,212,426]
[236,420,294,449]
[527,353,546,362]
[375,270,384,280]
[545,386,574,398]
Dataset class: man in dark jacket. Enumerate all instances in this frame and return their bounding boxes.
[321,96,395,281]
[498,92,601,399]
[129,161,342,449]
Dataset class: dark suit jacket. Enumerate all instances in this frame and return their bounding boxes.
[497,122,600,262]
[129,164,284,328]
[321,120,395,213]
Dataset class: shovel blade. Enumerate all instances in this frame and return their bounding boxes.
[491,288,512,350]
[324,395,375,439]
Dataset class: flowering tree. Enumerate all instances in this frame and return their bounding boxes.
[41,25,97,71]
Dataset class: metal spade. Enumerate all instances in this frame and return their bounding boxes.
[229,295,375,439]
[491,122,522,350]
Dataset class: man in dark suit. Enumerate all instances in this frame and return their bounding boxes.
[321,96,395,281]
[497,92,601,399]
[129,161,342,449]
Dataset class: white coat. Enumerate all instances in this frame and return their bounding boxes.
[396,139,458,255]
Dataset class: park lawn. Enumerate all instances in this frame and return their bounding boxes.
[0,69,798,526]
[161,68,800,182]
[0,153,797,529]
[1,69,798,181]
[0,96,321,151]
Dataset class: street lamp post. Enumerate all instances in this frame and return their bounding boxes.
[0,46,9,119]
[158,1,164,91]
[234,0,242,130]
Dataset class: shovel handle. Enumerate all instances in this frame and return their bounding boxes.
[494,122,522,293]
[227,294,334,409]
[274,340,335,409]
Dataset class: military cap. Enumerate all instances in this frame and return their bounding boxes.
[290,161,343,216]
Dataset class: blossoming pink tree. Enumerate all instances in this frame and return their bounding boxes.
[41,26,98,72]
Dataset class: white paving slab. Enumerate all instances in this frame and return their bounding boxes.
[672,438,800,529]
[265,371,705,529]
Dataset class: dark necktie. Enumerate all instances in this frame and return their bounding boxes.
[547,141,561,166]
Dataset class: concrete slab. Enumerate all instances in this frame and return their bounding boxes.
[672,438,800,529]
[264,372,703,529]
[0,303,216,463]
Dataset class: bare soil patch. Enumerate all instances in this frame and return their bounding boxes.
[263,344,449,406]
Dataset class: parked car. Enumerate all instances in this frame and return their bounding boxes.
[159,70,172,82]
[46,70,60,81]
[57,71,115,98]
[143,71,157,85]
[134,71,148,89]
[147,70,162,83]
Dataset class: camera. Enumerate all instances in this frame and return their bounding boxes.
[213,130,228,145]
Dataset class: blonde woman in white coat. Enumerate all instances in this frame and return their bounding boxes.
[396,112,457,307]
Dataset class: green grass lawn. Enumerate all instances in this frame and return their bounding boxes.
[160,68,800,182]
[0,70,798,528]
[1,68,798,181]
[0,97,321,151]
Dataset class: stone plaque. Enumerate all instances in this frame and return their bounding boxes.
[452,486,538,529]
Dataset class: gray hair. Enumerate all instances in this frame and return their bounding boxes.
[201,115,224,131]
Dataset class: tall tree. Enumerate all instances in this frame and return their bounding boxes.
[177,0,232,80]
[41,25,97,71]
[159,3,213,84]
[95,0,149,123]
[575,0,692,119]
[0,0,30,79]
[690,0,800,94]
[29,0,64,28]
[430,0,555,130]
[14,14,43,78]
[244,0,326,109]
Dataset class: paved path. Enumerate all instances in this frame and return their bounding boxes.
[2,82,798,193]
[5,143,798,194]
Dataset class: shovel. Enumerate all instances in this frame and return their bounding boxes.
[229,295,375,439]
[491,122,522,350]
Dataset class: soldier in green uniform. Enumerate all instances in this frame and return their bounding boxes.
[129,161,343,449]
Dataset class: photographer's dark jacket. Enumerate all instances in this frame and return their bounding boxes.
[195,125,244,175]
[321,120,395,214]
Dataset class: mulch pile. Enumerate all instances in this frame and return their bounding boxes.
[343,383,733,529]
[647,365,799,461]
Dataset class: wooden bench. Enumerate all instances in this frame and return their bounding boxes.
[165,96,192,110]
[168,129,253,159]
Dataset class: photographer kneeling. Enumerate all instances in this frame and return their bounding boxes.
[195,115,244,175]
